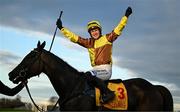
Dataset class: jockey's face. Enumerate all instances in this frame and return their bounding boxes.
[90,28,101,40]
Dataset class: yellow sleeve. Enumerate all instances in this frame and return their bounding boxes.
[60,27,79,43]
[114,16,128,35]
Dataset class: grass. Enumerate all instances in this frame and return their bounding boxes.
[0,108,33,112]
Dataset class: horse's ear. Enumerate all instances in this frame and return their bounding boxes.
[41,41,46,49]
[37,41,45,51]
[37,41,41,48]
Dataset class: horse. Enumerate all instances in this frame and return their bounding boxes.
[8,41,173,111]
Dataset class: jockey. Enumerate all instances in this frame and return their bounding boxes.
[56,7,132,103]
[0,80,27,96]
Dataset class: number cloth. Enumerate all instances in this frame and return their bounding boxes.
[95,82,128,110]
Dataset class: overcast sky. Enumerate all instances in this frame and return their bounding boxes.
[0,0,180,110]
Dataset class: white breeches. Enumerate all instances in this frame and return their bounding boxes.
[89,64,112,80]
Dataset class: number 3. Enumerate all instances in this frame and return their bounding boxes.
[117,87,125,99]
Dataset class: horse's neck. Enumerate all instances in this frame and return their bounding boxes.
[41,50,82,97]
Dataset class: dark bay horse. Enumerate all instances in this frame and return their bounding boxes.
[8,41,173,111]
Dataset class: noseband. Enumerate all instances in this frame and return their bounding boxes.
[18,49,42,80]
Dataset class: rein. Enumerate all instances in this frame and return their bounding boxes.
[25,83,59,112]
[25,83,45,112]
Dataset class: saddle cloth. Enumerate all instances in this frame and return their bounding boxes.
[95,81,128,110]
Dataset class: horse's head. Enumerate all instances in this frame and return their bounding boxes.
[9,41,46,84]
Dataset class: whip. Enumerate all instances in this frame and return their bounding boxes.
[49,11,63,51]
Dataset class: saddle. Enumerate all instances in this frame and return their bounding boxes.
[95,79,128,110]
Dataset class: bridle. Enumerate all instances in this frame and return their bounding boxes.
[15,49,84,111]
[17,49,59,112]
[18,49,41,80]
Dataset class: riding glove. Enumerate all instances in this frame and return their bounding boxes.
[125,7,132,18]
[56,18,63,30]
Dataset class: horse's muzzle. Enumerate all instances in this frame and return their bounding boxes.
[8,71,21,84]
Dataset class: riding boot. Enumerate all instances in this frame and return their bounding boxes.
[85,72,115,103]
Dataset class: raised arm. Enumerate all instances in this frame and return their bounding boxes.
[56,19,94,48]
[106,7,132,42]
[56,19,79,43]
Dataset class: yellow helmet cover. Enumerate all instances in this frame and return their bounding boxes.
[87,20,102,32]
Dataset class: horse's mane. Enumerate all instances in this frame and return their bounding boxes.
[43,49,81,75]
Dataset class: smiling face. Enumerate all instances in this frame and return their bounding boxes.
[89,28,101,40]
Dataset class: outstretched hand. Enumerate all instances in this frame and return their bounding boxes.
[125,7,132,18]
[56,18,63,30]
